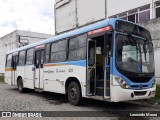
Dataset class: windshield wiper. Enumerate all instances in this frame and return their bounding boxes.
[143,39,153,62]
[127,34,139,51]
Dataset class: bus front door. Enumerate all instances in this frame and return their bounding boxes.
[87,39,96,95]
[87,34,111,98]
[34,50,44,89]
[103,34,111,98]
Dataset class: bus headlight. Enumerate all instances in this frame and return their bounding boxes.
[115,76,129,89]
[150,80,156,88]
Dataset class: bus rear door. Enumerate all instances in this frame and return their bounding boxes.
[34,50,44,89]
[12,55,18,86]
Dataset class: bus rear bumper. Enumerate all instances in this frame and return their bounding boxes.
[111,85,156,102]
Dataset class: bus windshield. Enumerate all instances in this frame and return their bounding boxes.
[116,34,154,74]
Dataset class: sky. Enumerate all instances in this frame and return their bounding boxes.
[0,0,55,38]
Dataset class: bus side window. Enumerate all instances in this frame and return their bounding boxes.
[45,44,50,63]
[50,40,67,62]
[88,40,95,66]
[18,51,26,65]
[6,54,12,67]
[12,55,18,70]
[26,48,34,65]
[68,34,87,60]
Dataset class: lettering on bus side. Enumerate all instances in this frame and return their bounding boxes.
[68,68,73,73]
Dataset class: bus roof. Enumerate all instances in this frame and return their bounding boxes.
[6,18,145,55]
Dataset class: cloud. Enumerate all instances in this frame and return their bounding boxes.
[0,0,55,37]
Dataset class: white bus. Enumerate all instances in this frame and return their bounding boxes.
[5,18,156,105]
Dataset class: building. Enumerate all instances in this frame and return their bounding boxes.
[0,30,53,74]
[55,0,160,34]
[55,0,160,83]
[108,0,160,23]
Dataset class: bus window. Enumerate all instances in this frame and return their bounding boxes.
[18,51,26,65]
[26,48,34,65]
[12,55,18,70]
[50,40,67,62]
[6,54,12,67]
[68,34,87,60]
[88,40,95,66]
[45,44,50,63]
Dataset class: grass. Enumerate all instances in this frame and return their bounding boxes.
[155,84,160,99]
[0,76,4,82]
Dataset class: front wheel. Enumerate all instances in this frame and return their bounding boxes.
[67,82,81,106]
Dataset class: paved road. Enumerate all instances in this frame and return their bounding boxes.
[0,83,159,120]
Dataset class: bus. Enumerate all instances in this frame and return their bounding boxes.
[5,18,156,105]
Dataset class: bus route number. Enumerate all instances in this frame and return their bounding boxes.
[68,68,73,73]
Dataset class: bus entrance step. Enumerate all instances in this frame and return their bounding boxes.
[96,80,104,87]
[35,88,43,92]
[96,87,110,96]
[96,87,104,96]
[106,88,110,96]
[96,80,110,87]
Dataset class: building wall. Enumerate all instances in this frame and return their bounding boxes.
[0,30,53,74]
[108,0,160,22]
[107,0,152,17]
[55,0,160,34]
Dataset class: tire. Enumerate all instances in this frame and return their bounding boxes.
[67,82,81,106]
[17,78,25,93]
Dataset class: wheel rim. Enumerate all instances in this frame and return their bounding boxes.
[70,87,78,100]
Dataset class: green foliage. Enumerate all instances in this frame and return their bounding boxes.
[155,85,160,99]
[0,76,4,82]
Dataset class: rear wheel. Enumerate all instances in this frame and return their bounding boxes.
[67,82,81,106]
[17,78,25,93]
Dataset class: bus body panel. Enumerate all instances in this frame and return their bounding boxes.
[16,66,25,86]
[110,85,156,102]
[24,65,34,89]
[11,70,17,86]
[35,67,44,89]
[5,68,12,85]
[43,60,86,96]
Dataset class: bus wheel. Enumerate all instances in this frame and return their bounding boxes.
[17,78,25,93]
[67,82,81,106]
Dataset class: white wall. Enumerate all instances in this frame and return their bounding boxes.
[77,0,106,26]
[107,0,152,17]
[55,0,77,34]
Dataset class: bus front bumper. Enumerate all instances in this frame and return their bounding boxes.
[111,85,156,102]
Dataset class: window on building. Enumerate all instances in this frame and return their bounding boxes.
[68,34,87,60]
[109,15,117,18]
[139,10,150,23]
[139,5,150,23]
[156,1,160,18]
[6,54,12,67]
[110,4,150,23]
[50,40,67,62]
[128,14,136,23]
[26,48,34,65]
[18,51,26,65]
